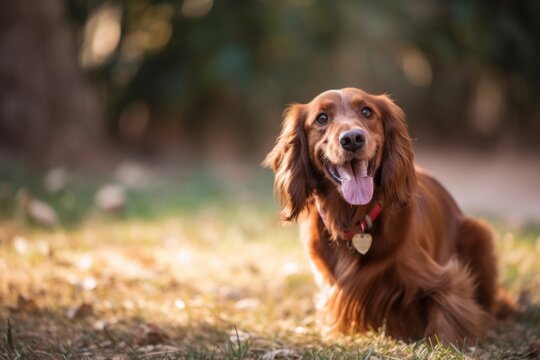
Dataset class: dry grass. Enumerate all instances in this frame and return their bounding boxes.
[0,166,539,359]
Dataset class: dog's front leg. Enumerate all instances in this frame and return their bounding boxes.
[300,210,339,288]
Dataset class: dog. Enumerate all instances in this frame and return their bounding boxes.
[264,87,512,344]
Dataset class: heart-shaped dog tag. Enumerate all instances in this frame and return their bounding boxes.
[351,233,372,255]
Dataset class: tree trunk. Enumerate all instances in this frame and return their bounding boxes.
[0,0,106,167]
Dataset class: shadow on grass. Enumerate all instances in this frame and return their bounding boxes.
[0,311,361,360]
[2,303,540,359]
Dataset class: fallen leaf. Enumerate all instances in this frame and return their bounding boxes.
[217,286,244,301]
[44,167,68,194]
[234,298,260,310]
[95,184,126,213]
[79,277,97,291]
[115,161,152,189]
[27,198,59,226]
[37,240,54,257]
[67,303,93,319]
[247,262,260,275]
[93,319,108,331]
[134,324,169,346]
[17,189,59,226]
[13,236,28,255]
[15,294,40,314]
[75,253,94,270]
[228,328,250,343]
[137,344,181,356]
[261,349,294,360]
[122,300,135,310]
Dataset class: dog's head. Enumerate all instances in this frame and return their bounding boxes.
[264,88,416,221]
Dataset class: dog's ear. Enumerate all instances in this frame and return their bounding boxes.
[263,103,314,221]
[377,95,416,206]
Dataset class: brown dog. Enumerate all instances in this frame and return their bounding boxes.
[264,87,510,344]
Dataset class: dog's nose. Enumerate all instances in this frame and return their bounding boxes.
[339,129,365,152]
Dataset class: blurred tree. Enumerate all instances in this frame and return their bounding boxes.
[67,0,347,158]
[69,0,539,154]
[406,0,540,144]
[0,0,106,166]
[1,0,539,165]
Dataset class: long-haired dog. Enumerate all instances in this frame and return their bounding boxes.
[264,87,511,344]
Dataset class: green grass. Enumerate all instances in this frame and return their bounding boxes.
[0,164,539,359]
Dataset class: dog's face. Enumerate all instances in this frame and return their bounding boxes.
[304,89,385,205]
[264,87,415,221]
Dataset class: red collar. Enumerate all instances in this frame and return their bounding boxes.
[342,203,382,240]
[316,201,383,241]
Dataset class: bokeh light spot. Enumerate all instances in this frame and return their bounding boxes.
[400,47,433,87]
[470,77,504,135]
[81,2,122,67]
[181,0,214,18]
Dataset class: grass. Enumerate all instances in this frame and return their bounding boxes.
[0,163,539,359]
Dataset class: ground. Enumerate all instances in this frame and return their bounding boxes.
[0,158,539,359]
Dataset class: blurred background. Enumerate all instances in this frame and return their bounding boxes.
[1,2,540,356]
[1,0,539,222]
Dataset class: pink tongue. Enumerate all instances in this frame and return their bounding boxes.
[337,161,374,205]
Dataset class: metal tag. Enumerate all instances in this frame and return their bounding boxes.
[351,233,372,255]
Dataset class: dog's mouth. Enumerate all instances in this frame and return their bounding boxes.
[325,149,378,205]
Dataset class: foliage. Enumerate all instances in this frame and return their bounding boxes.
[67,0,540,154]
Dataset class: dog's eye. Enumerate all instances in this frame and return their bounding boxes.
[315,113,329,125]
[361,107,373,118]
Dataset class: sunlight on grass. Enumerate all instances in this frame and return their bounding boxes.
[0,167,539,358]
